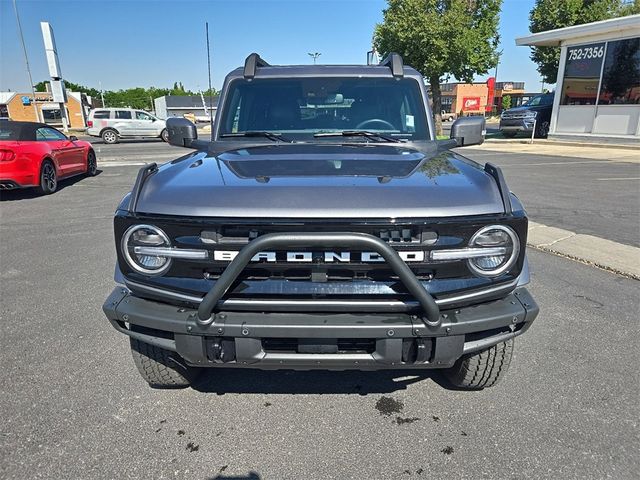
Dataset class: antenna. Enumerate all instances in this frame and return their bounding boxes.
[206,22,214,141]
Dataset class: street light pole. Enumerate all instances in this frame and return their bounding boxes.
[494,49,503,84]
[99,81,105,107]
[308,52,321,64]
[12,0,40,122]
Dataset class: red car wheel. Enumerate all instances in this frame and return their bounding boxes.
[37,160,57,195]
[86,150,97,176]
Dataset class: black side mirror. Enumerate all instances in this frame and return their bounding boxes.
[69,135,78,141]
[166,117,198,147]
[450,116,486,146]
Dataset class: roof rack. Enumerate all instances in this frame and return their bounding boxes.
[243,53,270,79]
[380,53,404,77]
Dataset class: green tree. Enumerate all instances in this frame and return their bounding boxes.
[501,94,512,111]
[33,80,219,110]
[373,0,502,136]
[34,80,100,98]
[529,0,639,84]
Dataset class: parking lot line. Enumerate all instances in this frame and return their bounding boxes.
[500,160,631,167]
[99,162,149,167]
[596,177,640,181]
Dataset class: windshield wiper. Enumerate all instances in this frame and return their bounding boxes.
[313,130,400,143]
[220,131,293,143]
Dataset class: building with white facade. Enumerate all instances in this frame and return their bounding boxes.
[516,15,639,142]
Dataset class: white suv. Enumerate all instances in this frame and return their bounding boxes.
[86,108,168,144]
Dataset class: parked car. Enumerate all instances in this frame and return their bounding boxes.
[499,93,554,138]
[86,108,168,144]
[0,120,96,194]
[103,53,538,390]
[441,110,457,122]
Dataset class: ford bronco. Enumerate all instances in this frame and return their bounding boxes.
[103,53,538,389]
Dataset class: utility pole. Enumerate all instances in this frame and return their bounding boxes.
[308,52,321,64]
[494,49,503,84]
[13,0,40,122]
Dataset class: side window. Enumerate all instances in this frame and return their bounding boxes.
[136,111,153,121]
[36,127,67,141]
[92,110,110,119]
[115,110,132,119]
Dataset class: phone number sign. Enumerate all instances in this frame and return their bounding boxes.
[564,43,605,78]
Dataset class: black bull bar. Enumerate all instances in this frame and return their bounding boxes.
[196,232,441,326]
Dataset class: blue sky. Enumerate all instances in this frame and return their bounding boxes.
[1,0,544,93]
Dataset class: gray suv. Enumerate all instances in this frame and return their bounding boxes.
[103,53,538,390]
[86,108,168,144]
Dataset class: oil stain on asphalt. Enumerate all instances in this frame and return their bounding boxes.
[186,442,199,452]
[441,446,454,455]
[395,416,421,425]
[375,396,404,416]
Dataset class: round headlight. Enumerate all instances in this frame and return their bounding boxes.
[468,225,519,277]
[121,224,171,275]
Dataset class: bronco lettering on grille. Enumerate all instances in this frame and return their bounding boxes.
[212,251,425,263]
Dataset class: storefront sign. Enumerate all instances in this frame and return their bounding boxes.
[565,43,606,78]
[462,97,481,111]
[486,78,496,113]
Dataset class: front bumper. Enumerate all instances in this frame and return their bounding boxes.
[103,286,538,370]
[499,118,535,133]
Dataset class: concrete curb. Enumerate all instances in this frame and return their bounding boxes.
[483,138,640,150]
[527,222,640,280]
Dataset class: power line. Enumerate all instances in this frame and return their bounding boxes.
[12,0,40,122]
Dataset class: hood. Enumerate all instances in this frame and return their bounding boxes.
[134,143,504,218]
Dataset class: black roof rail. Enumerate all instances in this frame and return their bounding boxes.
[380,52,404,77]
[243,53,270,79]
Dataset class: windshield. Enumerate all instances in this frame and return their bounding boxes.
[525,94,553,107]
[218,77,430,141]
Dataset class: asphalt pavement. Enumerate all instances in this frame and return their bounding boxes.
[460,147,640,248]
[1,152,639,479]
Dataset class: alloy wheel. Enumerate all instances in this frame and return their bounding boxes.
[103,131,117,143]
[87,151,97,175]
[42,163,57,192]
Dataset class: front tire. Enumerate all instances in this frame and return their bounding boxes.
[160,128,169,142]
[37,160,57,195]
[86,150,97,176]
[101,129,118,144]
[444,339,514,390]
[535,121,550,138]
[129,338,201,388]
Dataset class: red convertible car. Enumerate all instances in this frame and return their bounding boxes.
[0,120,97,194]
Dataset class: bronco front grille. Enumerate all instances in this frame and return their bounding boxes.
[201,227,437,246]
